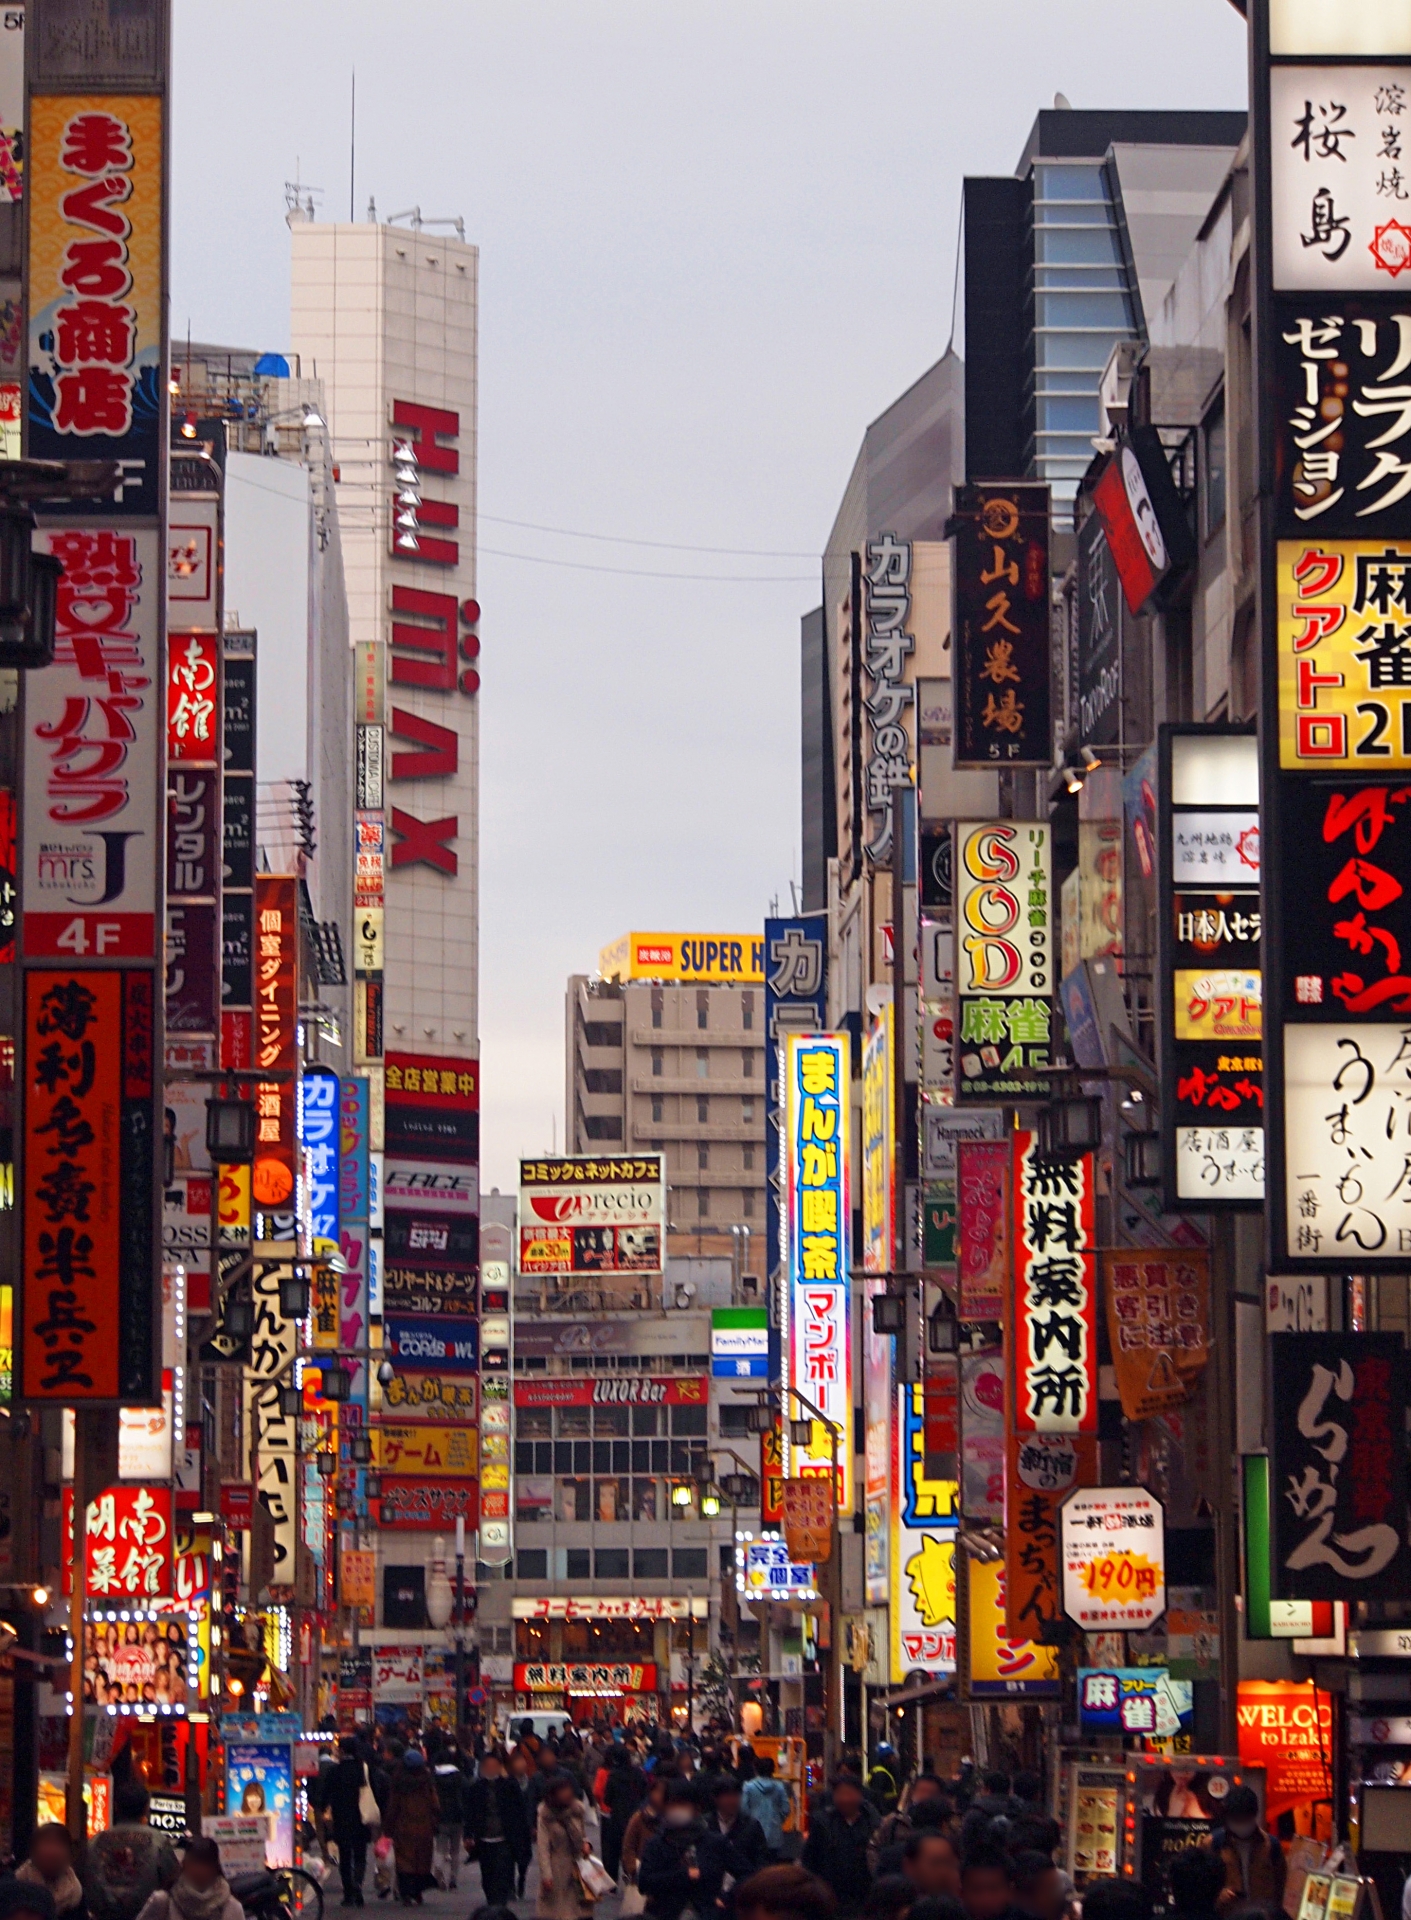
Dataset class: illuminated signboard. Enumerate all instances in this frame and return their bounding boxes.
[784,1033,853,1511]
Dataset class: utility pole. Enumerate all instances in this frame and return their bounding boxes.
[454,1515,466,1735]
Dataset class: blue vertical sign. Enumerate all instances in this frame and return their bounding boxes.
[299,1068,341,1258]
[764,917,828,1359]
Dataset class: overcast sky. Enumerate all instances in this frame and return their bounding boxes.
[170,1,1248,1193]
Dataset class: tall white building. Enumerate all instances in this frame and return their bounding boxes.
[290,210,480,1053]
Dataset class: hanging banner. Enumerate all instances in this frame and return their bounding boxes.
[890,1382,959,1681]
[252,877,297,1244]
[299,1069,340,1258]
[784,1033,853,1510]
[1102,1251,1211,1422]
[1004,1428,1098,1641]
[950,483,1052,768]
[961,1348,1006,1522]
[861,1006,894,1274]
[27,96,164,517]
[61,1483,172,1599]
[20,968,155,1401]
[1010,1130,1097,1435]
[864,1277,891,1606]
[765,914,828,1306]
[760,1412,784,1528]
[956,1139,1010,1320]
[954,822,1052,1102]
[964,1555,1060,1699]
[1060,1485,1167,1632]
[1269,1331,1411,1598]
[782,1475,835,1565]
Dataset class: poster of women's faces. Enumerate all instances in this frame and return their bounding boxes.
[225,1745,294,1868]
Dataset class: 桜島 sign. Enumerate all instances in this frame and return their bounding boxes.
[1270,65,1411,291]
[954,822,1052,1102]
[784,1034,852,1510]
[1010,1132,1097,1435]
[950,484,1052,767]
[1269,1332,1411,1597]
[1060,1486,1166,1631]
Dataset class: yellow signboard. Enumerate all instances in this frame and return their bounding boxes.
[1172,969,1263,1042]
[965,1556,1061,1696]
[599,931,765,984]
[375,1423,478,1478]
[1279,538,1411,768]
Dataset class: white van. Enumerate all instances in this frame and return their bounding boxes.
[499,1708,572,1744]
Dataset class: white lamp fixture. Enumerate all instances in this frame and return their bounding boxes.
[425,1535,454,1629]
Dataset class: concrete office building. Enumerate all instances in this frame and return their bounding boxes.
[565,950,766,1247]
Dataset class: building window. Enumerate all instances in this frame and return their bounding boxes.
[1204,395,1227,538]
[633,1548,668,1579]
[743,1145,754,1170]
[583,1114,622,1141]
[652,1095,664,1122]
[673,1549,709,1579]
[697,990,709,1030]
[698,1144,709,1171]
[595,1548,630,1580]
[582,1021,621,1048]
[697,1189,709,1219]
[516,1549,548,1582]
[720,1405,753,1437]
[742,1049,754,1077]
[742,1101,754,1122]
[671,1404,708,1437]
[696,1049,709,1078]
[742,993,755,1031]
[697,1096,708,1123]
[744,1190,755,1217]
[565,1548,590,1581]
[651,987,664,1030]
[652,1049,663,1077]
[382,1567,427,1628]
[583,1068,622,1094]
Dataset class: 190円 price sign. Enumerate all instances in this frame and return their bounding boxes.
[1059,1485,1166,1632]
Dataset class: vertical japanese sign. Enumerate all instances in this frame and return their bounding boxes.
[950,483,1052,767]
[862,1005,894,1273]
[243,1258,298,1592]
[760,1411,784,1528]
[956,1138,1010,1321]
[764,915,827,1342]
[864,1275,890,1605]
[252,878,297,1246]
[63,1482,172,1598]
[1010,1131,1097,1435]
[221,632,255,1068]
[954,822,1052,1101]
[1158,725,1264,1206]
[862,534,914,864]
[1004,1429,1098,1642]
[165,623,220,1037]
[784,1033,852,1511]
[20,969,154,1401]
[890,1383,958,1682]
[298,1068,339,1259]
[23,528,161,959]
[1103,1252,1211,1422]
[27,97,163,517]
[1252,5,1411,1267]
[1268,1331,1411,1598]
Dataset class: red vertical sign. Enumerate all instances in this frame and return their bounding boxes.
[1010,1129,1097,1435]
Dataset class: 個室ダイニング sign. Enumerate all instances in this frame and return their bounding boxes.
[953,822,1052,1102]
[1060,1486,1166,1632]
[784,1033,852,1511]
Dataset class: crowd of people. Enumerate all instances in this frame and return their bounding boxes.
[0,1724,1300,1920]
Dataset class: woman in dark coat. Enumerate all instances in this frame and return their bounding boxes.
[385,1751,440,1906]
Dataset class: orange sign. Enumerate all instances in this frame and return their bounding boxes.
[1237,1681,1333,1826]
[341,1549,377,1611]
[761,1413,784,1526]
[1004,1430,1098,1640]
[1103,1251,1211,1422]
[782,1475,835,1564]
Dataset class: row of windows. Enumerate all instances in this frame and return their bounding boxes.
[516,1403,708,1439]
[516,1438,709,1476]
[651,1049,757,1077]
[668,1187,756,1219]
[511,1355,711,1374]
[647,1096,757,1125]
[650,990,756,1032]
[516,1546,714,1582]
[517,1474,717,1522]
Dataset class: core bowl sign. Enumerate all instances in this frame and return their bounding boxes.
[1059,1486,1166,1632]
